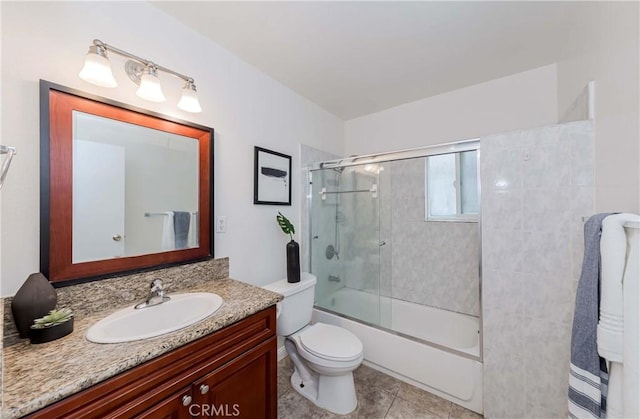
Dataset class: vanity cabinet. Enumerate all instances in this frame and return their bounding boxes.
[28,307,277,419]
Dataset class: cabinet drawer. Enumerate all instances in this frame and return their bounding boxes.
[29,307,276,418]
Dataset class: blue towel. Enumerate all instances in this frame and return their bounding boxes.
[173,211,191,249]
[568,213,613,419]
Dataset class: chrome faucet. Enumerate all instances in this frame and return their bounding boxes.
[135,279,171,309]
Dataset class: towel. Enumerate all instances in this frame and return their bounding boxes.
[598,214,634,362]
[568,213,613,419]
[161,211,175,251]
[173,211,191,249]
[188,211,199,248]
[598,213,640,418]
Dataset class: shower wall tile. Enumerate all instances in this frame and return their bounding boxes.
[481,120,594,419]
[521,231,572,277]
[481,145,522,191]
[522,141,571,189]
[522,273,573,325]
[522,187,571,232]
[482,228,523,273]
[482,270,523,318]
[482,306,525,419]
[482,189,522,231]
[387,156,480,316]
[570,186,595,279]
[523,317,572,418]
[390,158,425,222]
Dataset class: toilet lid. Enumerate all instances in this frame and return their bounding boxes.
[299,323,363,361]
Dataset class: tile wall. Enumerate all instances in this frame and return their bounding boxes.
[481,120,595,418]
[384,158,480,316]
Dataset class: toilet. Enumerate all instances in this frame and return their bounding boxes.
[264,272,363,415]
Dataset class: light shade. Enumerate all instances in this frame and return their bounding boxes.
[177,81,202,113]
[136,66,165,102]
[79,46,117,88]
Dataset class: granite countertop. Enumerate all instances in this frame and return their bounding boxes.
[2,277,282,418]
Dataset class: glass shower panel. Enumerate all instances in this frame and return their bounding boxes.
[310,165,382,326]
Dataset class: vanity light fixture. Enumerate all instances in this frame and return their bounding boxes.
[79,39,202,113]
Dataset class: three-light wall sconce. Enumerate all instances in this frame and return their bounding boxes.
[79,39,202,113]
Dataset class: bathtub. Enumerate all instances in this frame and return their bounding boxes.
[313,287,483,414]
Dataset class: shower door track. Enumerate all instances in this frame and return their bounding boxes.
[308,138,479,171]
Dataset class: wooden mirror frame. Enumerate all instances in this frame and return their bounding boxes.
[40,80,214,284]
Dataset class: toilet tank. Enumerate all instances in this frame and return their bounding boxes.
[263,272,317,336]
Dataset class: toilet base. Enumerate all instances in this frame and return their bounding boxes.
[290,369,358,415]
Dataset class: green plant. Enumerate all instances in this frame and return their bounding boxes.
[276,212,295,241]
[31,307,73,329]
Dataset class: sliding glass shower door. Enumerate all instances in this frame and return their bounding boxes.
[310,164,385,327]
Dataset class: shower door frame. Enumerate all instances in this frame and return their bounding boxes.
[306,138,483,362]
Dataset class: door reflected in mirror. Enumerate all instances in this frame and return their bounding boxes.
[41,80,213,284]
[72,111,200,263]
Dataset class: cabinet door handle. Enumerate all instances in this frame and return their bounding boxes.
[182,395,192,406]
[199,384,210,395]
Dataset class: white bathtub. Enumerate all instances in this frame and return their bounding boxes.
[314,287,483,414]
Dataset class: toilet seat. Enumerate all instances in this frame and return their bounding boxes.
[299,323,363,362]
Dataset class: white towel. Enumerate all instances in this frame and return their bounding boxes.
[161,211,175,251]
[598,214,635,362]
[598,213,640,419]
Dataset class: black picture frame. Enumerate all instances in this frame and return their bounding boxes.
[254,146,292,205]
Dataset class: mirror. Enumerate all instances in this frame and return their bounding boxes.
[40,80,213,283]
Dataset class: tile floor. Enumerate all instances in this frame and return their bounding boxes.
[277,357,483,419]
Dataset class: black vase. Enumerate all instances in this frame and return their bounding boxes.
[11,272,57,338]
[286,240,301,283]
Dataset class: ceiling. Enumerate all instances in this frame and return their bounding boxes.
[153,1,603,120]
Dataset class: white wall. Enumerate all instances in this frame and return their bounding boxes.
[345,64,558,155]
[0,2,344,296]
[556,2,639,214]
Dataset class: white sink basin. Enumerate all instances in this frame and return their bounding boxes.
[86,293,223,344]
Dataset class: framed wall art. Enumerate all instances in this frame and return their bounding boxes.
[254,146,292,205]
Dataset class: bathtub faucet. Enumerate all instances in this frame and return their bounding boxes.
[328,275,341,283]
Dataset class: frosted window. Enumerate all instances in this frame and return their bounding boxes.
[427,154,456,217]
[460,151,478,214]
[425,150,478,220]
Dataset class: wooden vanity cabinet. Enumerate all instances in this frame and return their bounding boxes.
[28,307,277,419]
